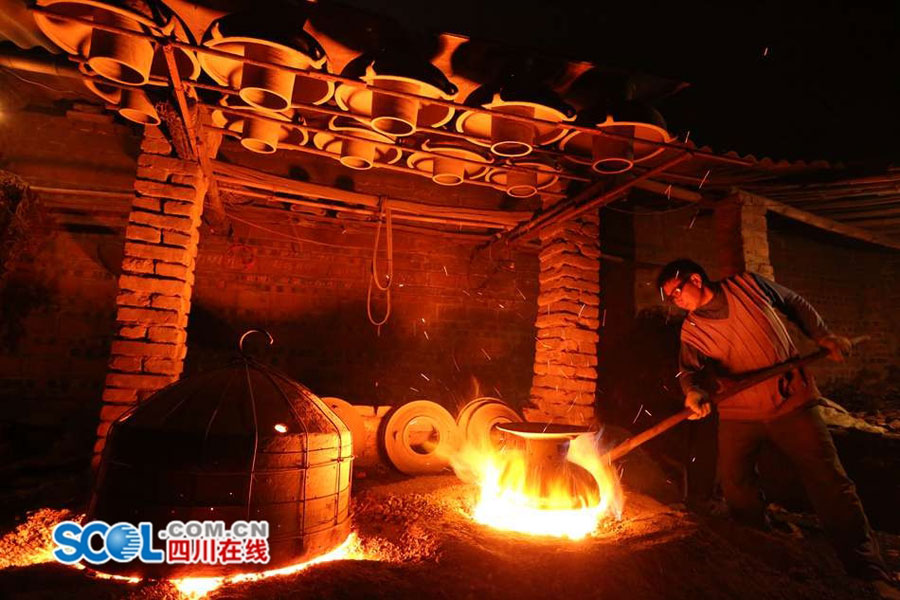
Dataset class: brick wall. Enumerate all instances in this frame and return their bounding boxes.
[187,207,539,413]
[767,213,900,397]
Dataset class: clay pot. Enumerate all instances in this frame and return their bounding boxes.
[312,116,401,170]
[487,161,559,199]
[118,89,160,126]
[407,140,491,186]
[86,11,153,85]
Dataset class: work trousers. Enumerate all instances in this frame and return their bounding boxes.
[718,405,886,579]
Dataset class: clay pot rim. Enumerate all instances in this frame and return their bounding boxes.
[485,161,560,190]
[35,0,201,81]
[35,0,162,56]
[406,140,492,179]
[558,121,671,166]
[333,82,455,130]
[312,122,402,166]
[212,105,308,151]
[456,100,572,149]
[340,52,458,98]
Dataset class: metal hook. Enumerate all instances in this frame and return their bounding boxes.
[239,329,274,355]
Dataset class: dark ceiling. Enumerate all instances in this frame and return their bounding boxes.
[340,0,900,165]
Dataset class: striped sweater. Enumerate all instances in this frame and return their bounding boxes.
[678,272,828,421]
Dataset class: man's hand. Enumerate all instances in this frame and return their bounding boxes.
[818,334,853,362]
[685,390,711,420]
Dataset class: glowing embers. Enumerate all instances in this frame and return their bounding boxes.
[381,400,461,474]
[559,102,670,174]
[33,0,199,86]
[211,96,307,154]
[313,116,402,170]
[335,52,458,137]
[455,423,622,540]
[457,86,575,158]
[407,140,492,186]
[486,161,560,198]
[200,9,333,112]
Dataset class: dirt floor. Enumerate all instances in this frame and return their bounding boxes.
[0,473,898,600]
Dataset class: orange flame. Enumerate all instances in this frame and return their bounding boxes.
[0,508,76,568]
[452,431,623,540]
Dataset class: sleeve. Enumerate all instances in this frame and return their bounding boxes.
[748,272,831,340]
[678,340,708,396]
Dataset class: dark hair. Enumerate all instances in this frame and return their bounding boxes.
[656,259,710,290]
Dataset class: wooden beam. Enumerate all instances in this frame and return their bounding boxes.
[736,189,900,251]
[161,43,230,235]
[210,160,533,228]
[490,153,692,247]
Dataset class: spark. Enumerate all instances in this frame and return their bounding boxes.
[691,456,697,463]
[452,354,461,372]
[398,283,404,288]
[410,387,420,393]
[423,330,430,340]
[498,303,505,309]
[515,287,526,300]
[420,373,430,381]
[601,309,607,327]
[421,317,426,324]
[689,210,699,229]
[698,169,710,189]
[443,265,449,276]
[578,304,586,317]
[684,130,691,144]
[632,404,644,424]
[763,46,769,57]
[675,370,684,378]
[665,184,672,200]
[659,287,665,302]
[481,348,492,361]
[644,409,653,417]
[462,289,471,296]
[493,386,503,398]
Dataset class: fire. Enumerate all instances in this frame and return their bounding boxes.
[170,533,364,599]
[0,508,75,568]
[452,429,623,540]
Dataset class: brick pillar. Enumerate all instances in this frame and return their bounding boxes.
[93,125,207,465]
[715,193,774,279]
[524,209,601,426]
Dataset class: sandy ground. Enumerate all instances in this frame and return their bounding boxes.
[0,474,896,600]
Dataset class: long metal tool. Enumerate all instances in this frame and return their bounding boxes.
[601,335,870,464]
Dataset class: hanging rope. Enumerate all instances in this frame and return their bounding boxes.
[367,202,393,327]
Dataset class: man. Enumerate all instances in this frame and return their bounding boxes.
[657,258,894,592]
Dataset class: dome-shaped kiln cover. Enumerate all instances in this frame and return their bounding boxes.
[88,357,353,578]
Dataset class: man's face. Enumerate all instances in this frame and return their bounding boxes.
[661,272,705,312]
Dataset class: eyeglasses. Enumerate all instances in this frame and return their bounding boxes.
[661,279,689,305]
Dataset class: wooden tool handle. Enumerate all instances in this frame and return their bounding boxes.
[600,335,869,464]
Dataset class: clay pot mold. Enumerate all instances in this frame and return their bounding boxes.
[559,101,670,174]
[312,116,402,170]
[200,10,333,113]
[380,400,460,475]
[211,96,308,155]
[456,85,575,158]
[486,160,560,198]
[33,0,199,86]
[335,52,458,138]
[406,139,491,186]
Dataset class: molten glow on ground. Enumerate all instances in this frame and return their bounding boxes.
[169,534,363,599]
[452,432,623,540]
[0,512,372,600]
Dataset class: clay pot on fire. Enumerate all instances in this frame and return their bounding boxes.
[407,140,492,186]
[559,102,670,174]
[486,160,560,199]
[211,96,308,155]
[33,0,200,86]
[313,116,402,170]
[335,52,458,138]
[199,8,334,113]
[456,85,575,158]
